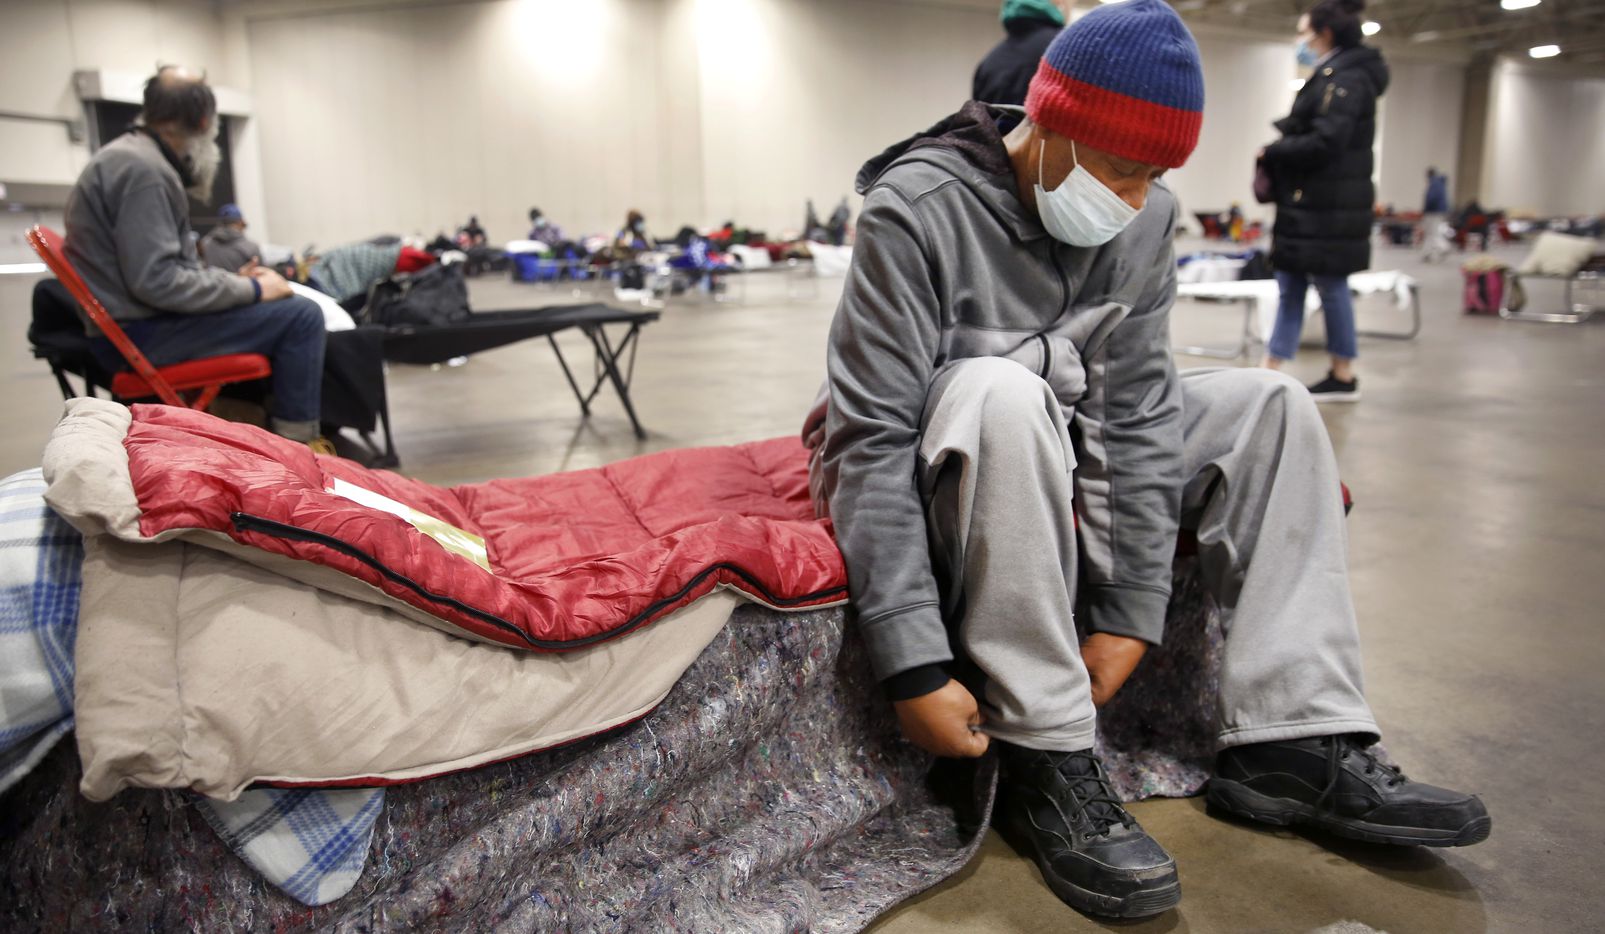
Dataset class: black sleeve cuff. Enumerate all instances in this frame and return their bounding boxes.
[882,663,949,702]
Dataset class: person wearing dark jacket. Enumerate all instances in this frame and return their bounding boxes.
[1259,0,1387,402]
[1421,168,1451,261]
[806,0,1486,921]
[198,203,261,273]
[972,0,1065,134]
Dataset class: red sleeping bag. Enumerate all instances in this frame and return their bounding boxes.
[121,404,848,650]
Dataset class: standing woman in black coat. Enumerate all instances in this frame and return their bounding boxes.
[1259,0,1388,402]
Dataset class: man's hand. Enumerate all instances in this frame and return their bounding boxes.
[893,678,990,759]
[248,265,293,302]
[237,257,261,275]
[1080,632,1149,707]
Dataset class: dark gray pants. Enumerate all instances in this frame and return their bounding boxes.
[916,358,1378,752]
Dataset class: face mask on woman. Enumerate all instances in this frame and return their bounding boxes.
[1296,38,1318,67]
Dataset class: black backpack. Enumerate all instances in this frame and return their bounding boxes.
[365,263,471,328]
[1237,249,1274,281]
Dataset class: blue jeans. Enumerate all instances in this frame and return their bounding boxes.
[1267,271,1358,361]
[90,296,327,438]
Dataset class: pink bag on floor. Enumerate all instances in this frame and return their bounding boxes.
[1461,264,1507,315]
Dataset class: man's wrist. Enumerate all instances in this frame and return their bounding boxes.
[882,663,949,702]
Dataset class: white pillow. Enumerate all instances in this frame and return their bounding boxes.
[1518,232,1599,277]
[287,281,356,331]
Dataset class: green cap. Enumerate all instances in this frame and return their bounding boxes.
[1001,0,1066,26]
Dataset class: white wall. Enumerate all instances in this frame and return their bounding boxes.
[241,0,997,246]
[0,0,236,186]
[1376,58,1464,213]
[1166,33,1297,227]
[1483,60,1605,216]
[691,0,996,236]
[0,0,248,261]
[16,0,1603,254]
[246,0,703,247]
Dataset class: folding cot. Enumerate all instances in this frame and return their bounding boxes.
[1171,271,1422,360]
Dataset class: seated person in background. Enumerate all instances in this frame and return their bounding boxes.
[1454,199,1492,252]
[64,66,329,452]
[456,215,498,276]
[614,210,650,254]
[807,0,1487,920]
[527,207,564,248]
[824,198,852,246]
[457,215,488,249]
[198,203,260,272]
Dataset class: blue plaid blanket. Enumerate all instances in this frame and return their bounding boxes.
[0,469,80,794]
[0,469,382,906]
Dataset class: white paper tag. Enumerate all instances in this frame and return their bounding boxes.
[327,478,491,572]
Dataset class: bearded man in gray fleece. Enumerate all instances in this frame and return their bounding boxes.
[803,0,1487,920]
[65,66,328,449]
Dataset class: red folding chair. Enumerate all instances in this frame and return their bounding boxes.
[27,225,272,411]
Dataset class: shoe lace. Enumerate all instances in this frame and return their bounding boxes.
[1316,736,1406,809]
[1053,751,1135,838]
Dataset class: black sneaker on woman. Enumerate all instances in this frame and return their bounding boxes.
[1307,372,1361,403]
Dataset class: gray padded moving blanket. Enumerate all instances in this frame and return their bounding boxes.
[1,605,993,932]
[0,572,1225,931]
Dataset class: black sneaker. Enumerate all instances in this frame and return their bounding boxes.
[997,744,1181,919]
[1208,735,1491,847]
[1307,372,1361,403]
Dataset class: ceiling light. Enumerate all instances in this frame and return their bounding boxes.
[1290,78,1306,91]
[1361,21,1381,36]
[1501,0,1541,10]
[1529,44,1561,58]
[1411,30,1441,42]
[0,263,47,276]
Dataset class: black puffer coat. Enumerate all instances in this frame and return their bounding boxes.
[1264,45,1389,277]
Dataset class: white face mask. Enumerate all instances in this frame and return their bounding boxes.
[1034,138,1141,248]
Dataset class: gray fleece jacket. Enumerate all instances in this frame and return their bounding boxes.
[199,224,262,274]
[64,129,257,336]
[805,103,1184,687]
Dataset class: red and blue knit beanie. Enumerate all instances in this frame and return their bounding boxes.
[1024,0,1204,169]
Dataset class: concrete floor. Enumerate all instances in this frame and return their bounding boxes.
[2,237,1601,932]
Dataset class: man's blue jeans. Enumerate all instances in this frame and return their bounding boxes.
[90,296,327,440]
[1267,271,1358,362]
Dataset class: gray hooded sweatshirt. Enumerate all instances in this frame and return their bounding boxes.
[199,224,262,274]
[64,129,257,336]
[805,103,1183,686]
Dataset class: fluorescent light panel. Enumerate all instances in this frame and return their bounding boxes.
[1529,44,1561,58]
[0,263,47,275]
[1362,20,1381,35]
[1501,0,1542,10]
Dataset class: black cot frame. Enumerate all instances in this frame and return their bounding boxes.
[376,303,661,458]
[30,297,658,470]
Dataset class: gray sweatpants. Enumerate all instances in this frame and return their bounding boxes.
[917,358,1378,753]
